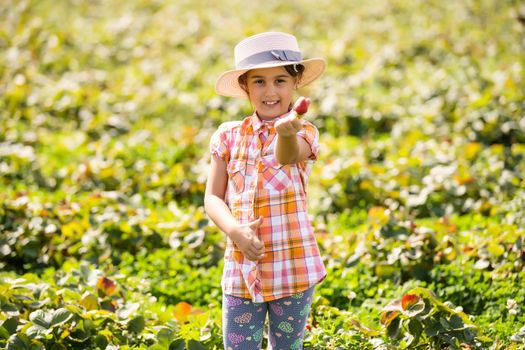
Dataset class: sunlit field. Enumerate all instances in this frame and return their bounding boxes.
[1,0,524,348]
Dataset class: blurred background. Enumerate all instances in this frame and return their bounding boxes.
[1,0,524,349]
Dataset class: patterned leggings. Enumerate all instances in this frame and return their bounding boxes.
[222,286,315,350]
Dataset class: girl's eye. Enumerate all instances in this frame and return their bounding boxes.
[255,80,264,85]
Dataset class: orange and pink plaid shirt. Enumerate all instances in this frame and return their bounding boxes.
[210,113,326,302]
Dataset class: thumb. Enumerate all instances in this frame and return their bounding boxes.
[249,216,264,229]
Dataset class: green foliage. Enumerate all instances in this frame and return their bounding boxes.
[429,260,525,341]
[304,303,377,349]
[119,248,223,307]
[0,263,223,350]
[313,208,524,348]
[380,288,491,349]
[311,134,524,218]
[0,266,152,349]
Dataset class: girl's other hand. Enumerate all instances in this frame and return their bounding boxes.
[230,216,265,261]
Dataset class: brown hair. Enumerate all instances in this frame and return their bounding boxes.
[238,64,305,94]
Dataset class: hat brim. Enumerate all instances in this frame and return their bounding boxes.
[215,58,326,99]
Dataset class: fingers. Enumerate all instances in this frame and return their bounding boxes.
[248,216,264,229]
[245,250,265,261]
[241,217,265,260]
[285,111,303,124]
[245,241,265,261]
[247,234,265,261]
[250,235,264,250]
[290,117,302,129]
[249,217,264,250]
[283,114,302,129]
[275,115,302,136]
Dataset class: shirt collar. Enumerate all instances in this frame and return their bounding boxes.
[250,112,285,133]
[250,113,264,133]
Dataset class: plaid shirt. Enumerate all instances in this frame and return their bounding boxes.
[210,113,326,302]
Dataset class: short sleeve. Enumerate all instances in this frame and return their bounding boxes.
[297,121,320,161]
[209,125,229,162]
[209,121,242,162]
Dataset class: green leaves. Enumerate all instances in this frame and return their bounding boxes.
[6,334,32,350]
[380,288,491,348]
[29,309,50,328]
[0,264,225,349]
[128,316,145,333]
[23,308,72,342]
[401,294,425,317]
[50,309,73,327]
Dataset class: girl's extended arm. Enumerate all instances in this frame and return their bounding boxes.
[204,155,265,261]
[274,114,312,165]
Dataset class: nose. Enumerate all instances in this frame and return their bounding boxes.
[263,83,277,97]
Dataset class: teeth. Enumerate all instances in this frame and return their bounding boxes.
[264,101,278,105]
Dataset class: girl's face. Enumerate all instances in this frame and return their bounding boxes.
[245,66,297,120]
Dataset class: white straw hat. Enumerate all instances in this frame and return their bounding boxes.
[215,32,326,98]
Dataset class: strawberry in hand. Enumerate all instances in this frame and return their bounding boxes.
[275,96,311,137]
[293,96,311,116]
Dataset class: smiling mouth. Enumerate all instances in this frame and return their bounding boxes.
[263,100,279,106]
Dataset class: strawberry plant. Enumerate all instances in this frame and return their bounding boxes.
[0,264,223,350]
[380,288,491,349]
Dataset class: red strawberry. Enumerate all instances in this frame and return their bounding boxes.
[293,97,310,116]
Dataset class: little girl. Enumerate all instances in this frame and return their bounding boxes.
[205,32,327,350]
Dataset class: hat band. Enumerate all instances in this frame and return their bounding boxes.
[236,49,302,69]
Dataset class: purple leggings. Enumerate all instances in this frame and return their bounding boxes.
[222,286,315,350]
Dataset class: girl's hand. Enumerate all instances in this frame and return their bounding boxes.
[230,216,265,261]
[275,112,303,137]
[275,97,311,137]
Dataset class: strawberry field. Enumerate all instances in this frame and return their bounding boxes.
[1,0,524,349]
